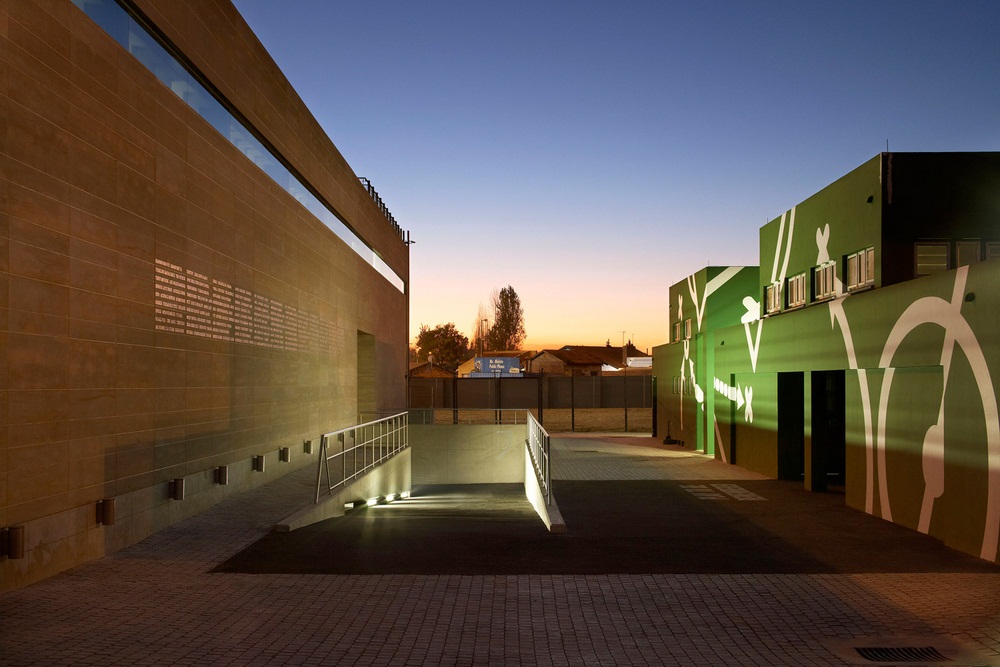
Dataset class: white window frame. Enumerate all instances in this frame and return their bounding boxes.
[684,319,692,339]
[786,273,806,309]
[673,321,681,343]
[765,282,782,315]
[813,261,836,301]
[847,246,875,291]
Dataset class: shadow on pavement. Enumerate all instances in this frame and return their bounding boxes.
[213,480,1000,575]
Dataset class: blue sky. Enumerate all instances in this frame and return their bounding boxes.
[232,1,1000,351]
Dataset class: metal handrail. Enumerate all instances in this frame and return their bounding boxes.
[526,412,551,506]
[314,412,408,503]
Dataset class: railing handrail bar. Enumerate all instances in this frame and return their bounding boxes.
[319,411,408,441]
[314,411,409,503]
[526,412,551,506]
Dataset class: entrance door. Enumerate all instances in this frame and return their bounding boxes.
[777,372,805,481]
[810,370,846,492]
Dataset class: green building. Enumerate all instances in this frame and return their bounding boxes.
[655,153,1000,563]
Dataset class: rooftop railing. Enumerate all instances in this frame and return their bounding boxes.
[359,177,410,245]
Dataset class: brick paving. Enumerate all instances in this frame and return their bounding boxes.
[1,435,999,666]
[551,435,772,481]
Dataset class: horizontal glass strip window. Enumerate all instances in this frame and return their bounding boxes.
[72,0,405,293]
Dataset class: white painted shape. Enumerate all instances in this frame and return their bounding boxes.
[770,211,787,284]
[815,223,831,263]
[777,206,796,284]
[874,266,1000,559]
[744,319,763,373]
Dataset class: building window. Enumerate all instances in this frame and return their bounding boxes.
[846,246,875,291]
[956,241,982,267]
[915,242,949,277]
[684,319,692,339]
[786,273,806,308]
[673,322,681,342]
[813,261,836,301]
[987,242,1000,261]
[765,282,782,316]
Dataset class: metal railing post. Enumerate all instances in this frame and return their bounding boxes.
[544,434,551,505]
[313,412,409,503]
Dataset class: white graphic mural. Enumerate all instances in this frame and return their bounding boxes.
[812,226,1000,560]
[871,266,999,560]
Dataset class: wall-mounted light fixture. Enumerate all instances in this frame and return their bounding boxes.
[253,455,265,472]
[279,447,290,463]
[170,478,185,501]
[98,498,116,525]
[303,439,313,455]
[216,465,229,485]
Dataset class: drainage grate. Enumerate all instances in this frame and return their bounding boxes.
[855,646,953,663]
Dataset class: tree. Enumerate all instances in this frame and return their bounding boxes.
[486,285,526,351]
[414,323,470,372]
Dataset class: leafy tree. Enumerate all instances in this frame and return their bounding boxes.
[414,323,470,372]
[486,285,526,351]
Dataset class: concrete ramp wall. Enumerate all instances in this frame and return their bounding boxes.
[410,424,525,484]
[276,449,411,532]
[410,424,564,532]
[277,425,565,533]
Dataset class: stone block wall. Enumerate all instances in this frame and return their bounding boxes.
[0,0,408,590]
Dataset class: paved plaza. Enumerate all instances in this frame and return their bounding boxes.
[2,435,999,666]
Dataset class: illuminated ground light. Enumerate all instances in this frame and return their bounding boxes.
[400,490,410,499]
[385,493,396,502]
[367,497,380,507]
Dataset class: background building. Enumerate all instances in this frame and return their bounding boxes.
[0,0,409,590]
[655,153,1000,563]
[529,344,649,377]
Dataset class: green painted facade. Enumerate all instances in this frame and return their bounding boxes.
[655,153,1000,563]
[657,266,759,456]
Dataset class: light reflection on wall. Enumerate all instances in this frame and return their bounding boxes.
[72,0,405,293]
[154,259,333,353]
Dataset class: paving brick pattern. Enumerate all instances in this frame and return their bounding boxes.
[2,435,999,666]
[551,435,771,481]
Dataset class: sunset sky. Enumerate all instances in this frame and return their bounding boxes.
[232,1,1000,352]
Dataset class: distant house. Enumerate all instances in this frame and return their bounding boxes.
[408,361,455,379]
[528,343,650,376]
[456,351,535,378]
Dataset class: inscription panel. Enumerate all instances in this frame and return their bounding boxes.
[154,259,332,353]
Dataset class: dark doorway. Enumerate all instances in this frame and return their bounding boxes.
[810,370,846,492]
[777,372,805,481]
